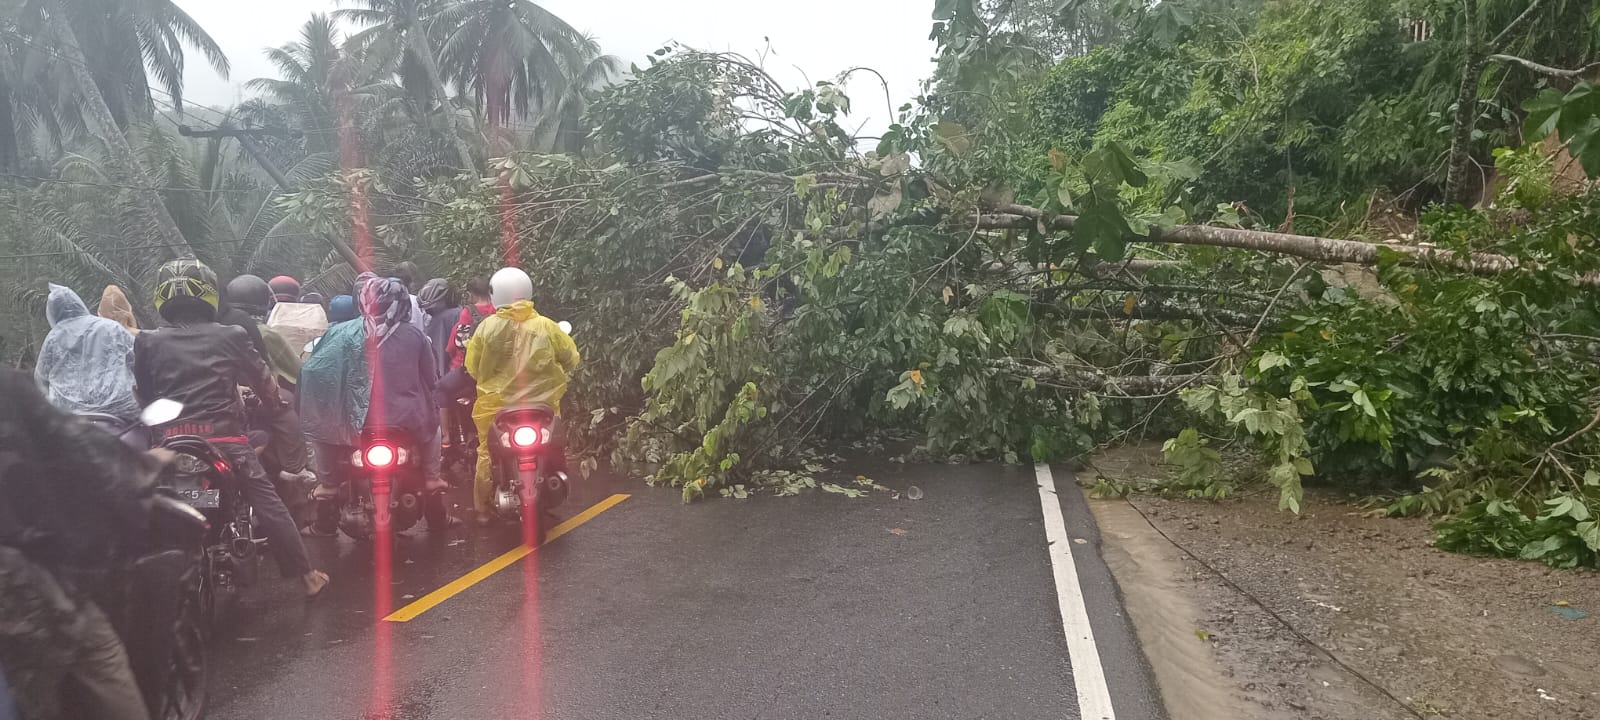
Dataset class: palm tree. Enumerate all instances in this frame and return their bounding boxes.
[432,0,589,141]
[244,14,346,156]
[63,0,229,126]
[337,0,476,170]
[9,0,229,262]
[526,35,622,154]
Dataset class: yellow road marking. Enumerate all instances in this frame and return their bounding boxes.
[384,493,630,622]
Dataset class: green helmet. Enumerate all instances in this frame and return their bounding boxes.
[153,259,220,319]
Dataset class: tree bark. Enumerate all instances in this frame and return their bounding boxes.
[1444,53,1490,207]
[995,359,1217,397]
[1488,54,1600,80]
[980,204,1528,277]
[408,31,476,172]
[49,5,193,261]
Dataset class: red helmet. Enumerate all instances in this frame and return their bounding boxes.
[268,275,301,303]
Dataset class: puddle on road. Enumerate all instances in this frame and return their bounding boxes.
[1091,500,1262,720]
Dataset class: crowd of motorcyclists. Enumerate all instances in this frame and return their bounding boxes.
[0,260,580,720]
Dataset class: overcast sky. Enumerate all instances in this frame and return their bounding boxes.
[176,0,938,139]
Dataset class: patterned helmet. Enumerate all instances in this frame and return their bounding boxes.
[153,259,220,318]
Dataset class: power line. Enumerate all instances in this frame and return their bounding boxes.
[0,170,276,195]
[0,237,317,261]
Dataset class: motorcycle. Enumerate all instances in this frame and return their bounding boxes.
[487,404,569,538]
[154,406,262,615]
[73,399,210,720]
[440,395,477,488]
[485,320,576,539]
[327,427,447,540]
[108,494,210,720]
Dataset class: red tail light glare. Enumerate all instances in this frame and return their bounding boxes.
[213,460,230,475]
[365,444,396,468]
[512,426,540,448]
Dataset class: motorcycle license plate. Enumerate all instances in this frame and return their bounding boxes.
[177,489,221,509]
[518,457,539,470]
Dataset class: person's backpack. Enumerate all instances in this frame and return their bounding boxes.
[454,305,486,350]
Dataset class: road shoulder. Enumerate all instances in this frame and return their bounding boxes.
[1045,464,1168,720]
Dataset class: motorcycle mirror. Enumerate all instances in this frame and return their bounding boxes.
[557,320,573,334]
[140,398,184,427]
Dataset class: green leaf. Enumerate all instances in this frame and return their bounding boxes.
[1076,204,1133,261]
[1523,88,1566,139]
[821,482,866,498]
[1056,179,1074,209]
[932,122,972,155]
[1568,116,1600,178]
[793,173,817,198]
[1258,351,1290,372]
[1542,495,1592,522]
[1520,534,1566,560]
[1352,389,1378,417]
[1578,521,1600,551]
[1148,1,1194,45]
[1543,495,1577,520]
[1557,82,1600,139]
[1085,141,1148,188]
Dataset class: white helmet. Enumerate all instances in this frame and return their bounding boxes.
[489,267,533,308]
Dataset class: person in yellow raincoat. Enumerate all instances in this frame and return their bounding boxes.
[465,267,580,525]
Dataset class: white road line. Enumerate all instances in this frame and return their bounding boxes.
[1036,463,1117,720]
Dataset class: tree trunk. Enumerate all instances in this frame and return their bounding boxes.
[980,204,1529,277]
[408,32,476,172]
[1443,0,1551,206]
[1443,54,1489,207]
[994,360,1217,398]
[49,5,194,261]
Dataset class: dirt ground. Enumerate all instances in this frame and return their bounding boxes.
[1087,444,1600,720]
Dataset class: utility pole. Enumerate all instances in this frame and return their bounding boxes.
[178,125,372,273]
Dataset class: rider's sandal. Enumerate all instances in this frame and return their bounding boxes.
[304,571,330,599]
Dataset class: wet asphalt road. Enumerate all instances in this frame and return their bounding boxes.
[208,463,1163,719]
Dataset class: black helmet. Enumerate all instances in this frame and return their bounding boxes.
[153,260,220,321]
[225,274,273,316]
[417,278,451,312]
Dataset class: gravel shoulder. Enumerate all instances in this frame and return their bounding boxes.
[1088,445,1600,720]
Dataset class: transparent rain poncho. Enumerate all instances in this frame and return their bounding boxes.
[33,284,140,421]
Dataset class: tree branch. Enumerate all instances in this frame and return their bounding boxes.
[1490,0,1549,51]
[1488,54,1600,79]
[995,359,1217,397]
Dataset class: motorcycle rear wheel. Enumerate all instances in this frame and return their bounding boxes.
[158,577,208,720]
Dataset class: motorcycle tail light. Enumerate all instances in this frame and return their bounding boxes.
[365,444,396,468]
[511,425,542,448]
